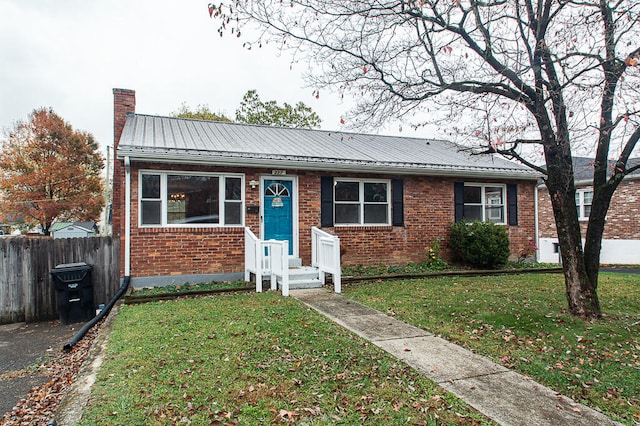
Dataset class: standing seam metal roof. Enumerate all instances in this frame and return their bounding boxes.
[116,114,537,178]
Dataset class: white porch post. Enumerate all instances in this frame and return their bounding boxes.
[255,239,262,293]
[333,236,341,294]
[281,241,290,297]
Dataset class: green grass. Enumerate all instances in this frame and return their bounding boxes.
[80,293,494,425]
[343,272,640,425]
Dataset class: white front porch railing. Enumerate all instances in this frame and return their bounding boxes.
[311,226,341,293]
[244,228,290,296]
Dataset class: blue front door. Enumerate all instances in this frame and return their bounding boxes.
[263,179,293,255]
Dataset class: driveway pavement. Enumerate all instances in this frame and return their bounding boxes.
[0,321,79,417]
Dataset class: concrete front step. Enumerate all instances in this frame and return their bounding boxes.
[278,266,322,290]
[286,279,323,290]
[288,257,302,267]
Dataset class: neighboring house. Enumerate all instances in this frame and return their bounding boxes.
[112,88,538,286]
[537,157,640,264]
[51,222,98,239]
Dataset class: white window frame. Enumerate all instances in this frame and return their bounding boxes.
[138,170,245,227]
[575,188,593,221]
[463,183,507,225]
[334,178,391,226]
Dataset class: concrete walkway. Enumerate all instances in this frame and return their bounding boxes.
[292,288,622,426]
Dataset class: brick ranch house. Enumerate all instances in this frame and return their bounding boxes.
[112,88,538,287]
[537,157,640,264]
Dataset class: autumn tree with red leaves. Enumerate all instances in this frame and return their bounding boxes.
[0,108,104,235]
[210,1,640,320]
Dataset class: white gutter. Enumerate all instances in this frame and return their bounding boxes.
[116,152,538,180]
[124,156,131,276]
[534,184,539,262]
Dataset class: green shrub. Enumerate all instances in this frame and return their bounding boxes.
[449,221,510,269]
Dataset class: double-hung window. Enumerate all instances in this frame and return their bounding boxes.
[462,184,506,224]
[334,179,390,225]
[575,188,593,220]
[140,171,244,226]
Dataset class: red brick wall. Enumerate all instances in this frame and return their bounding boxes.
[131,226,245,276]
[537,186,555,239]
[605,179,640,238]
[538,179,640,239]
[296,171,320,264]
[126,164,262,277]
[321,175,537,265]
[507,179,537,259]
[121,162,536,278]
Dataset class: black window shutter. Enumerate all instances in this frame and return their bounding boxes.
[454,182,464,222]
[320,176,334,227]
[392,178,404,226]
[507,183,518,226]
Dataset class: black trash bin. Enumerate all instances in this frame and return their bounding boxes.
[50,262,94,325]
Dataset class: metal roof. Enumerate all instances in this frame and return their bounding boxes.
[116,114,537,179]
[50,221,97,232]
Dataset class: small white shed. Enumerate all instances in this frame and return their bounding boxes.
[51,222,97,239]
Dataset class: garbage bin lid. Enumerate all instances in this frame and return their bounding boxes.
[52,262,92,271]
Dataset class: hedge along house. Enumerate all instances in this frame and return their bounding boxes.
[537,157,640,264]
[112,88,538,288]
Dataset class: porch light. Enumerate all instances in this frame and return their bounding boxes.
[249,180,259,188]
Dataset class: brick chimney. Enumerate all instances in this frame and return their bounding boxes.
[113,88,135,149]
[112,88,135,260]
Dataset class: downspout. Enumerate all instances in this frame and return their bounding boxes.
[124,156,131,276]
[62,276,130,352]
[534,184,539,262]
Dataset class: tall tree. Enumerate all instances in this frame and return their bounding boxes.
[210,1,640,320]
[235,89,322,128]
[0,108,104,235]
[171,102,232,122]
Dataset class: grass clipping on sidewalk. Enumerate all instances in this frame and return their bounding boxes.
[344,272,640,425]
[80,292,493,425]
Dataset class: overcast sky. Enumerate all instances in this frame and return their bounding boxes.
[0,0,433,157]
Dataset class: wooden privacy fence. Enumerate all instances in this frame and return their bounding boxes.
[0,237,120,324]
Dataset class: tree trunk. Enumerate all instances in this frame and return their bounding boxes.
[545,151,602,320]
[582,190,607,297]
[583,174,622,316]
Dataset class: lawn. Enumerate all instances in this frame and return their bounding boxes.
[79,292,493,425]
[343,272,640,425]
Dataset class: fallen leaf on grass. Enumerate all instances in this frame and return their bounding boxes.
[278,408,300,421]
